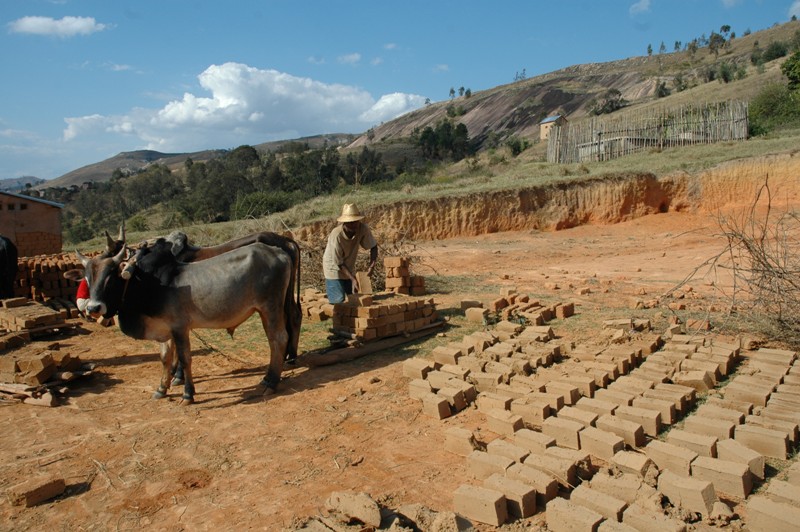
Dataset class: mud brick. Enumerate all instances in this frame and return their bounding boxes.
[632,397,675,425]
[658,470,717,516]
[546,497,603,532]
[408,379,432,399]
[522,453,576,487]
[769,392,800,409]
[697,405,745,426]
[437,387,468,412]
[745,415,798,443]
[467,450,514,480]
[492,383,528,400]
[465,306,489,323]
[545,381,581,405]
[438,364,470,381]
[6,476,65,507]
[723,381,771,407]
[554,302,574,319]
[611,450,654,478]
[542,416,583,450]
[486,408,523,436]
[487,438,530,463]
[571,484,627,522]
[590,473,645,505]
[383,256,407,268]
[704,396,753,415]
[505,463,558,505]
[460,299,482,310]
[596,414,645,448]
[558,406,598,428]
[509,375,546,392]
[672,370,713,392]
[646,440,697,476]
[483,473,536,519]
[444,427,477,456]
[683,416,735,441]
[614,405,661,437]
[576,397,618,417]
[715,438,765,481]
[768,480,800,506]
[679,359,721,383]
[431,346,462,366]
[514,428,555,454]
[402,358,432,379]
[598,521,638,532]
[611,375,654,395]
[666,429,717,458]
[523,391,563,412]
[597,354,631,375]
[622,503,687,532]
[558,374,596,397]
[585,360,620,380]
[470,372,503,392]
[691,456,752,499]
[761,405,800,427]
[510,397,550,428]
[786,461,800,486]
[734,424,788,459]
[453,484,507,527]
[655,382,696,405]
[777,383,800,396]
[425,370,453,390]
[595,388,635,407]
[457,355,485,374]
[446,379,477,403]
[747,495,800,532]
[420,392,451,419]
[580,426,624,461]
[475,392,511,413]
[0,356,18,373]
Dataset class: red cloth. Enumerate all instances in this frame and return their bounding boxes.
[76,278,90,299]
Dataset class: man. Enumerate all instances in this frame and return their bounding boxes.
[322,203,378,304]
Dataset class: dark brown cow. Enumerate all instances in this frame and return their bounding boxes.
[0,235,18,299]
[74,238,293,404]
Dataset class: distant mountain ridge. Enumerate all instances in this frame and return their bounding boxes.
[0,176,45,192]
[37,19,800,190]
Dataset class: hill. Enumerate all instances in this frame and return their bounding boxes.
[40,20,799,189]
[0,175,45,192]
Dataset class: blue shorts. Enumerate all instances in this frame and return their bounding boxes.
[325,279,352,304]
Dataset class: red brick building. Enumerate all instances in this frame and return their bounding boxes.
[0,191,64,257]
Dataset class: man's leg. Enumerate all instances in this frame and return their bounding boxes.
[325,279,352,303]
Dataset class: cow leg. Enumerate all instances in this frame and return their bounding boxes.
[174,332,195,404]
[258,311,288,392]
[153,340,176,399]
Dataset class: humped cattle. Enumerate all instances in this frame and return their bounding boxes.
[0,234,18,299]
[72,237,294,404]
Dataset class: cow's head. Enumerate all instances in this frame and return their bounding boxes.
[73,245,128,319]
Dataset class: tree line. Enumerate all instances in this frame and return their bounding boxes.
[32,120,475,244]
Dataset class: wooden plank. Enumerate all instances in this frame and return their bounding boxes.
[300,321,444,367]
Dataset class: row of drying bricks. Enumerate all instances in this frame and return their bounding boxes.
[402,327,800,530]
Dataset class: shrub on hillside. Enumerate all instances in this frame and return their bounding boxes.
[748,82,800,135]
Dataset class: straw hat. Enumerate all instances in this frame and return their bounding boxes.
[337,203,365,223]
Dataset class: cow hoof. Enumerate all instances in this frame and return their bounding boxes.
[152,389,167,399]
[180,395,194,406]
[171,377,184,386]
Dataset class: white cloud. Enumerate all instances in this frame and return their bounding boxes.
[62,62,426,152]
[337,53,361,65]
[629,0,651,16]
[8,16,109,37]
[371,57,384,66]
[384,43,397,50]
[433,64,449,73]
[790,0,800,18]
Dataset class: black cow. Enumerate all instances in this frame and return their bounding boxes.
[73,238,293,404]
[0,234,18,299]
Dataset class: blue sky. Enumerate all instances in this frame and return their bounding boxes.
[2,0,799,181]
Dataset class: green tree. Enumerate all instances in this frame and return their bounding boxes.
[659,41,666,54]
[781,50,800,90]
[708,32,726,58]
[458,86,465,97]
[464,88,472,98]
[647,44,653,56]
[674,41,682,52]
[763,40,789,62]
[449,87,456,99]
[589,89,627,115]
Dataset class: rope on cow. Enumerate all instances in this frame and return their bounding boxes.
[190,331,257,366]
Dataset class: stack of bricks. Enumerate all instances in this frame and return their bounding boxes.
[331,293,438,342]
[0,349,83,386]
[384,256,425,296]
[465,288,575,326]
[300,288,334,322]
[12,253,83,302]
[0,298,70,335]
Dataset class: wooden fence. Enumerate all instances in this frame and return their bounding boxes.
[546,101,749,164]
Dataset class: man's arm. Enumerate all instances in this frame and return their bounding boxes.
[367,246,378,275]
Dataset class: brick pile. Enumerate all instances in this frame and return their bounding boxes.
[331,293,439,342]
[384,256,425,296]
[0,344,91,407]
[11,253,83,302]
[402,311,800,528]
[462,288,574,326]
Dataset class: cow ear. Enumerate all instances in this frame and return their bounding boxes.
[64,269,85,281]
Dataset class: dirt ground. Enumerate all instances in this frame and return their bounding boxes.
[0,209,774,531]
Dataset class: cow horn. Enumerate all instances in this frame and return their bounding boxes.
[118,221,126,243]
[112,245,126,265]
[75,250,90,268]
